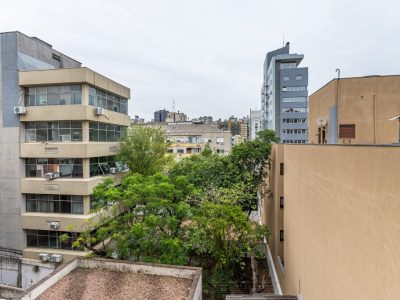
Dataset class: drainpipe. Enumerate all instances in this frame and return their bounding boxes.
[335,69,340,143]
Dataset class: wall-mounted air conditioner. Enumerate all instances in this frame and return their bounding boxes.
[44,172,59,180]
[110,167,117,174]
[39,253,50,262]
[60,135,71,142]
[14,106,27,115]
[49,221,60,230]
[95,107,105,115]
[49,254,63,263]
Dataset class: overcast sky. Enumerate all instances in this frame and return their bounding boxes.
[1,0,399,121]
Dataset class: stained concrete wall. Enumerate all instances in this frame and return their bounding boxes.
[309,76,400,144]
[272,144,400,300]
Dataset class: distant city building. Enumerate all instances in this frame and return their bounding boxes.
[131,115,145,125]
[250,110,261,140]
[150,122,231,158]
[154,109,169,123]
[166,111,187,122]
[198,116,213,124]
[309,75,400,144]
[261,42,308,144]
[217,116,248,143]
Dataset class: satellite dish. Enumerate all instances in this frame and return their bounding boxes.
[316,117,327,126]
[389,115,400,121]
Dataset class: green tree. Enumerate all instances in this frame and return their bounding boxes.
[118,125,171,176]
[256,129,280,144]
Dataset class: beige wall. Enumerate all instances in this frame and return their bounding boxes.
[20,142,120,158]
[266,144,400,299]
[264,144,285,284]
[309,76,400,144]
[19,68,130,99]
[21,174,123,196]
[20,104,131,126]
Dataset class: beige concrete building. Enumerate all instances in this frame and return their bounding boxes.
[151,122,231,158]
[19,67,130,262]
[0,32,130,289]
[264,144,400,300]
[309,75,400,144]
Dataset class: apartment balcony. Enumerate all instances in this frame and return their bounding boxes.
[20,142,120,158]
[21,212,98,232]
[21,174,123,196]
[19,67,130,99]
[19,105,131,126]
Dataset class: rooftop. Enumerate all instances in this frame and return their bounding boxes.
[18,258,202,300]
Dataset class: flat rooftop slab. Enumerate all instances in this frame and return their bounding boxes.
[36,268,192,300]
[18,258,202,300]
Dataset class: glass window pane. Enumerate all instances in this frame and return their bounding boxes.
[72,202,83,214]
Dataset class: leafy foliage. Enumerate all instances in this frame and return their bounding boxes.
[118,125,171,176]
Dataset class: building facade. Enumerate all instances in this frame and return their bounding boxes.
[151,122,231,158]
[0,32,130,287]
[261,43,308,144]
[249,109,261,140]
[264,144,400,300]
[154,109,169,123]
[309,75,400,144]
[166,111,187,122]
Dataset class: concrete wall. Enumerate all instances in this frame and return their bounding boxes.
[264,144,285,285]
[309,76,400,144]
[266,144,400,299]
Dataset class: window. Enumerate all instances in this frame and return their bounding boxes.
[282,97,307,103]
[89,156,116,177]
[280,63,296,69]
[26,158,83,178]
[339,124,356,139]
[204,137,212,143]
[89,87,128,115]
[280,197,284,208]
[25,122,82,142]
[282,107,307,113]
[89,122,126,142]
[280,230,284,241]
[282,118,307,124]
[282,86,306,92]
[280,163,284,175]
[283,76,290,81]
[177,149,184,154]
[296,75,303,80]
[282,129,307,135]
[24,85,82,106]
[26,230,81,250]
[26,194,83,214]
[216,137,224,145]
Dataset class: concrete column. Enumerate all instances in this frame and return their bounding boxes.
[83,195,91,215]
[81,84,89,105]
[82,121,89,142]
[82,158,90,178]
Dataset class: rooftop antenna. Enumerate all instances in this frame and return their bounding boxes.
[282,33,285,47]
[172,99,176,112]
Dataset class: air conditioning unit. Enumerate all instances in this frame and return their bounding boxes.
[95,107,105,115]
[44,172,59,180]
[49,254,63,263]
[60,134,71,142]
[39,253,50,262]
[14,106,27,115]
[49,221,60,230]
[110,167,117,174]
[107,201,115,206]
